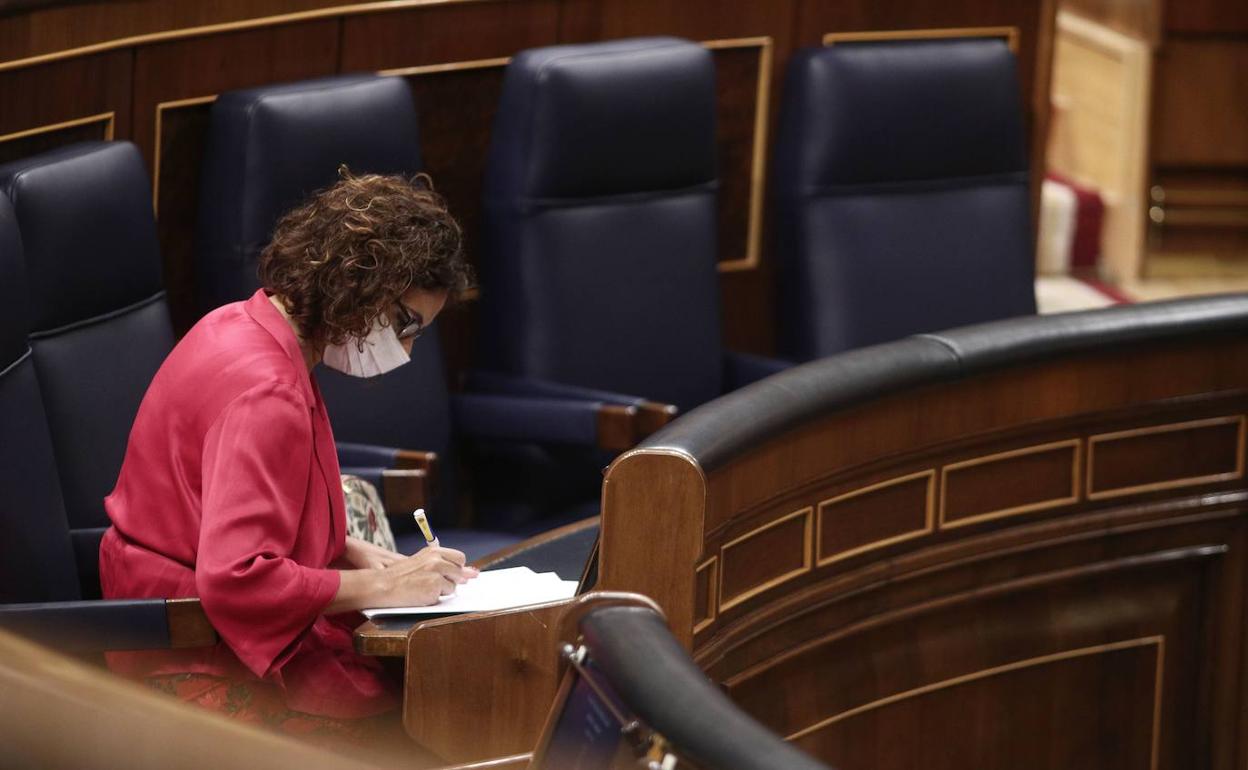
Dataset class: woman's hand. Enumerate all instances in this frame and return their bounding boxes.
[327,544,478,613]
[373,546,479,608]
[342,536,404,571]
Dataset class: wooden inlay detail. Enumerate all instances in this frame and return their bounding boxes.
[719,508,813,612]
[693,556,719,634]
[823,26,1020,54]
[1087,416,1246,500]
[815,470,935,567]
[940,440,1081,528]
[0,112,115,145]
[379,56,511,78]
[703,36,772,273]
[786,636,1165,770]
[152,94,217,213]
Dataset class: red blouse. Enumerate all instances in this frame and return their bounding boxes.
[101,289,395,719]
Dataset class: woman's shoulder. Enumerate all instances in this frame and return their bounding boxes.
[160,301,313,409]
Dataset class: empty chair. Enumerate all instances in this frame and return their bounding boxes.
[773,36,1037,361]
[479,37,789,417]
[197,74,619,548]
[0,190,215,655]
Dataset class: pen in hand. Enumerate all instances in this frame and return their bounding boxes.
[412,508,438,548]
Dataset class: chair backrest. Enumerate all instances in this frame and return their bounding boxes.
[773,37,1037,361]
[195,74,458,519]
[481,37,724,412]
[0,194,80,603]
[0,142,174,536]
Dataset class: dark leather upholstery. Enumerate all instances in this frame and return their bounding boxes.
[0,599,172,653]
[0,194,79,603]
[642,294,1248,472]
[579,606,830,770]
[196,74,422,311]
[481,37,725,413]
[0,190,184,653]
[923,292,1248,370]
[773,38,1037,360]
[0,142,174,535]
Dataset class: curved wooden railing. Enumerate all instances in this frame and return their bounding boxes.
[598,293,1248,768]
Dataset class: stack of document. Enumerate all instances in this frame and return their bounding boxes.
[362,566,579,618]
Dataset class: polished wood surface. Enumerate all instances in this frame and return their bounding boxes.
[592,335,1248,769]
[165,597,217,648]
[0,0,1054,357]
[401,591,660,763]
[350,328,1248,767]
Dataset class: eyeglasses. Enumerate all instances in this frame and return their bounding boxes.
[394,302,426,341]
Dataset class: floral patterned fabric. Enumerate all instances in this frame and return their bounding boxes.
[341,474,396,552]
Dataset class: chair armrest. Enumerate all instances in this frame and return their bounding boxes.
[0,597,216,653]
[452,392,642,452]
[723,350,794,389]
[464,371,678,442]
[338,442,439,515]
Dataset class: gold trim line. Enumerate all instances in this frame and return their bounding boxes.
[787,633,1165,770]
[939,439,1082,529]
[1086,415,1246,501]
[815,470,935,567]
[718,507,813,612]
[823,26,1020,54]
[0,0,497,74]
[0,112,114,145]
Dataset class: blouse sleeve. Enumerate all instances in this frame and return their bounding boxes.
[195,381,341,679]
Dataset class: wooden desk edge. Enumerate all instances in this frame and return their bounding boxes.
[356,516,602,656]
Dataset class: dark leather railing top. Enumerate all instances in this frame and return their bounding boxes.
[640,293,1248,472]
[580,606,831,770]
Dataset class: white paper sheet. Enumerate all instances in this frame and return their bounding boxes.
[361,566,578,618]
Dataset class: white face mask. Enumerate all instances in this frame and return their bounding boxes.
[321,318,410,378]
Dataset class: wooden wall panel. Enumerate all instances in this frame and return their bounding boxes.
[816,471,934,565]
[1088,416,1244,499]
[0,0,1055,359]
[719,507,812,611]
[1152,40,1248,168]
[1164,0,1248,34]
[0,51,131,157]
[339,0,561,70]
[0,0,344,62]
[941,440,1081,527]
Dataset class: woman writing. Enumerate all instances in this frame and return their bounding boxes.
[100,171,476,738]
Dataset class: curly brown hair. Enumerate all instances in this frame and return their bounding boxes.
[259,168,472,349]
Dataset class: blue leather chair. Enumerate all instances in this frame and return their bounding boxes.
[0,142,174,595]
[196,74,621,546]
[0,189,215,655]
[772,37,1038,361]
[478,37,789,419]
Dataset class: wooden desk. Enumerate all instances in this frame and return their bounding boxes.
[356,591,658,764]
[353,617,414,658]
